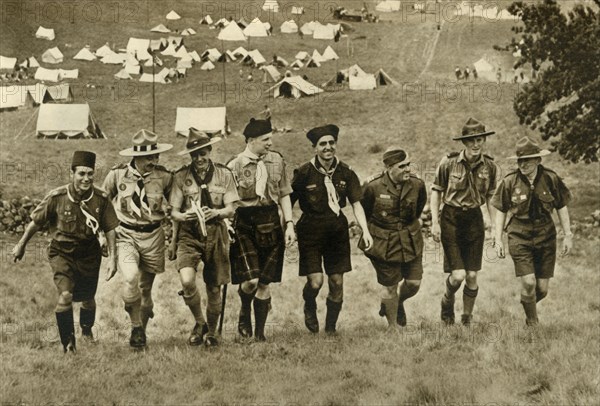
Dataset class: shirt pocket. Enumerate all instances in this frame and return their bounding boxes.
[509,192,529,214]
[449,172,467,190]
[209,186,226,207]
[58,213,78,234]
[374,196,397,219]
[475,171,490,194]
[537,191,555,212]
[238,179,257,200]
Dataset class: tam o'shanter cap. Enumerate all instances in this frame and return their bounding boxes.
[178,127,222,155]
[119,129,173,157]
[507,136,551,160]
[243,118,272,138]
[307,124,339,145]
[382,147,410,167]
[72,151,96,169]
[453,117,495,140]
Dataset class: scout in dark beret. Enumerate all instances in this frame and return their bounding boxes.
[492,137,573,328]
[13,151,120,353]
[291,124,373,334]
[431,117,499,326]
[361,147,427,328]
[227,118,296,342]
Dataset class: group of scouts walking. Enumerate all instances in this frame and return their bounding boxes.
[12,117,573,353]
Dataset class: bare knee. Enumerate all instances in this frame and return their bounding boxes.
[405,280,421,293]
[242,279,259,294]
[308,274,323,290]
[451,270,466,284]
[381,284,398,299]
[58,291,73,306]
[465,272,478,288]
[521,275,536,294]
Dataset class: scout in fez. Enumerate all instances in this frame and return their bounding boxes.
[12,151,119,353]
[430,118,498,326]
[361,148,427,328]
[291,125,373,334]
[168,129,239,347]
[492,137,573,327]
[227,118,296,342]
[102,130,174,349]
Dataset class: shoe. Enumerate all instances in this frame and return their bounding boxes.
[441,295,455,326]
[461,314,473,327]
[63,334,76,354]
[204,334,219,348]
[238,309,252,338]
[188,322,208,346]
[141,309,154,331]
[397,302,407,327]
[304,302,319,333]
[129,327,146,348]
[81,327,96,343]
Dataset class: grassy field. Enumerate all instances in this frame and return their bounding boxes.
[1,0,599,405]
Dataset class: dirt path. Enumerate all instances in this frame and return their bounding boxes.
[418,19,446,80]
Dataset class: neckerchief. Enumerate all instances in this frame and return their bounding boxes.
[67,184,99,235]
[241,147,268,200]
[311,157,340,216]
[129,162,152,218]
[190,161,214,208]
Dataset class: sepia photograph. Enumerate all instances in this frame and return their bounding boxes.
[0,0,599,404]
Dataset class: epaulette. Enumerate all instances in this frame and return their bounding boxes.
[483,154,494,161]
[93,186,108,198]
[447,152,460,158]
[49,185,68,197]
[269,150,284,158]
[365,172,384,184]
[175,164,190,173]
[215,162,234,174]
[338,161,352,170]
[111,162,128,170]
[225,154,238,166]
[153,164,172,173]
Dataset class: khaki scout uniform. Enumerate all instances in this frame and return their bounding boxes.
[173,163,239,285]
[491,166,571,278]
[362,172,427,285]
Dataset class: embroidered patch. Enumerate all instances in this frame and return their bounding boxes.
[520,194,527,200]
[244,169,252,178]
[379,194,391,199]
[306,184,317,190]
[96,208,100,213]
[381,211,388,217]
[185,179,193,186]
[119,183,127,191]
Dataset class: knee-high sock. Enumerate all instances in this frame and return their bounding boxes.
[444,276,461,300]
[462,286,478,316]
[206,290,221,336]
[399,282,420,303]
[183,289,205,324]
[535,287,547,303]
[325,298,343,332]
[302,283,319,310]
[124,297,142,328]
[521,294,538,325]
[253,297,271,340]
[79,308,95,331]
[56,309,75,350]
[381,296,399,327]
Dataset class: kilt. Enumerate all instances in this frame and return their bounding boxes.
[48,239,102,302]
[229,205,285,285]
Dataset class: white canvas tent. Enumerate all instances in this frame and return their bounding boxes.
[261,65,282,83]
[161,43,178,56]
[189,51,201,62]
[26,84,47,104]
[114,69,132,80]
[36,26,55,40]
[280,20,298,34]
[34,67,60,82]
[376,1,401,12]
[20,56,40,69]
[44,84,74,103]
[58,69,79,80]
[262,0,279,12]
[0,55,17,70]
[292,6,304,15]
[139,73,167,84]
[300,22,316,36]
[200,61,216,71]
[95,44,113,57]
[290,60,303,68]
[232,47,249,58]
[174,45,189,59]
[41,47,63,64]
[243,18,269,37]
[127,38,152,60]
[242,50,267,67]
[124,64,141,75]
[311,50,325,63]
[295,51,309,61]
[181,28,196,36]
[313,23,335,40]
[200,15,213,25]
[101,53,127,64]
[36,104,104,139]
[0,87,36,112]
[305,57,321,68]
[374,69,399,86]
[268,76,324,98]
[175,107,228,137]
[201,48,222,63]
[73,47,96,61]
[473,57,499,82]
[218,21,247,41]
[151,24,171,33]
[322,46,339,61]
[166,10,181,20]
[349,74,377,90]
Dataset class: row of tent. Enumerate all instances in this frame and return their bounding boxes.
[375,0,518,19]
[216,19,341,41]
[322,64,399,90]
[1,83,74,112]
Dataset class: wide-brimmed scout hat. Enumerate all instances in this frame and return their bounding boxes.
[382,147,410,167]
[452,117,495,141]
[178,127,222,156]
[507,136,551,160]
[119,129,173,157]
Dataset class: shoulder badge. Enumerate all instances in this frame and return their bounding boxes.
[175,164,190,174]
[483,154,495,161]
[447,152,460,158]
[366,172,384,184]
[49,185,68,197]
[111,162,128,170]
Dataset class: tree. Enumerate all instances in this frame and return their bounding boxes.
[506,0,599,163]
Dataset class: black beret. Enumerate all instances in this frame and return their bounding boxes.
[243,118,272,138]
[307,124,339,145]
[71,151,96,169]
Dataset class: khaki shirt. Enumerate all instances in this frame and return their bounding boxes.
[172,163,239,212]
[31,184,119,243]
[227,149,292,208]
[102,163,173,226]
[432,150,497,209]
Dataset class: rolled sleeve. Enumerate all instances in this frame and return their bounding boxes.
[490,179,510,213]
[553,174,572,209]
[102,170,118,200]
[30,193,54,226]
[101,199,120,232]
[277,159,293,197]
[223,172,240,205]
[486,162,499,199]
[432,158,448,192]
[346,170,363,204]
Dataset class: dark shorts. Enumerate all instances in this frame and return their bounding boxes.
[229,205,285,285]
[441,205,485,273]
[48,239,102,302]
[507,218,556,278]
[176,221,231,286]
[297,214,352,276]
[370,256,423,286]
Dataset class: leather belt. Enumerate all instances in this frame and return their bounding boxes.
[120,222,161,233]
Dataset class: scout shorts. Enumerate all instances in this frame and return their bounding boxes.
[369,256,423,286]
[116,224,165,275]
[441,205,485,273]
[507,218,557,278]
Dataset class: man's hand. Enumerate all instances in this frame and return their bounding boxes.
[167,241,177,261]
[12,242,26,263]
[202,207,220,222]
[284,223,296,246]
[495,240,505,259]
[105,257,118,281]
[361,231,373,251]
[98,233,108,257]
[561,234,573,257]
[431,223,441,243]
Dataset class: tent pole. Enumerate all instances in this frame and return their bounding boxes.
[14,108,39,139]
[152,49,156,132]
[221,40,227,104]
